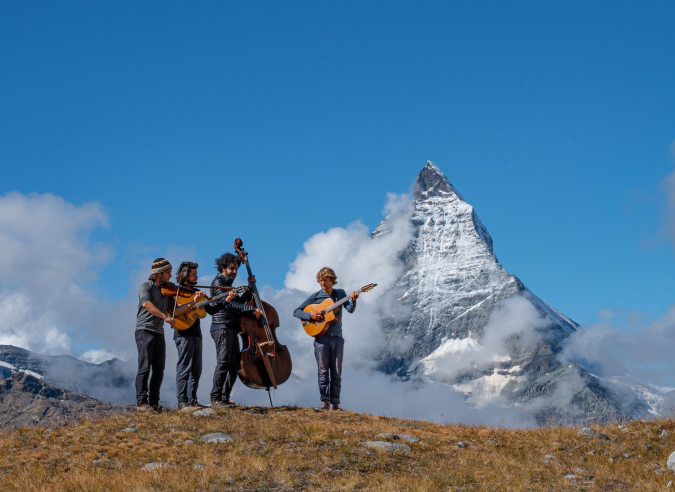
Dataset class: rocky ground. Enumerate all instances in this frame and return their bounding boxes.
[0,402,674,490]
[0,372,124,428]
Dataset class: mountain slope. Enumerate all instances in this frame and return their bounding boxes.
[0,372,120,428]
[0,345,134,404]
[375,162,653,423]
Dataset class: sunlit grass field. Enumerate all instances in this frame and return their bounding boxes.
[0,405,673,491]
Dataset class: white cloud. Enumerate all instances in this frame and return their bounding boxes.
[420,296,549,384]
[79,348,119,364]
[561,306,675,385]
[0,192,111,355]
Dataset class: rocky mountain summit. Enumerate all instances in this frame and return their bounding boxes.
[375,162,663,424]
[0,372,122,428]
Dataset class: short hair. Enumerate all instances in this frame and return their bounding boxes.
[215,252,241,273]
[316,267,337,284]
[176,261,199,285]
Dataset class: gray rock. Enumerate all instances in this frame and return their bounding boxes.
[623,453,631,458]
[193,408,216,417]
[577,427,594,436]
[544,455,556,460]
[667,480,672,488]
[361,441,411,453]
[183,439,194,445]
[663,430,670,438]
[667,451,675,472]
[458,442,466,448]
[122,427,137,432]
[574,468,589,474]
[143,462,171,471]
[194,464,205,470]
[376,433,419,443]
[202,432,233,444]
[564,474,577,480]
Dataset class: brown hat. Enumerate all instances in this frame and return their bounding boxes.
[151,258,172,275]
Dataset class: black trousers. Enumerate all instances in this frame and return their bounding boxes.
[210,325,240,402]
[135,329,166,405]
[175,335,202,403]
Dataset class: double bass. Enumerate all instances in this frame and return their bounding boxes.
[234,238,292,392]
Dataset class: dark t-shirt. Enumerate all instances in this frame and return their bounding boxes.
[135,281,175,334]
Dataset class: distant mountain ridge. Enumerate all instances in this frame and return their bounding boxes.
[375,162,665,424]
[0,372,122,428]
[0,345,135,404]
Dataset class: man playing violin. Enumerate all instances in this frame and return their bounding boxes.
[293,267,359,411]
[135,258,206,412]
[209,252,264,408]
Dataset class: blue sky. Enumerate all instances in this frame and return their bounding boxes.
[1,1,675,327]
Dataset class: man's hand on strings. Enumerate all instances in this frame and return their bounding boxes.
[253,308,264,319]
[165,316,176,327]
[310,311,325,321]
[350,291,360,301]
[226,291,237,302]
[248,275,256,284]
[194,291,207,302]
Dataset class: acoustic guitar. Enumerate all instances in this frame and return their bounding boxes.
[173,285,248,331]
[300,283,377,337]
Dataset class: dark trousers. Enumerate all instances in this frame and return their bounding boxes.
[175,335,202,403]
[314,334,344,404]
[135,329,166,405]
[210,325,240,402]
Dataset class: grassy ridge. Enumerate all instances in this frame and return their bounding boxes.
[0,405,673,491]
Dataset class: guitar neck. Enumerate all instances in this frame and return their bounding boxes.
[325,290,360,313]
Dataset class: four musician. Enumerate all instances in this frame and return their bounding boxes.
[135,255,359,412]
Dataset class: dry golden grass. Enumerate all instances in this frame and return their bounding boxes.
[0,405,674,491]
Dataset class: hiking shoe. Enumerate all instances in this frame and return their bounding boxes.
[211,399,235,409]
[137,401,152,412]
[151,404,166,413]
[177,401,190,410]
[188,399,204,408]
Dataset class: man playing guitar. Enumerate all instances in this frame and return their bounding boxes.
[293,267,359,410]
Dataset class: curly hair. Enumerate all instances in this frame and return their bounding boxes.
[316,267,337,284]
[215,252,241,273]
[176,261,199,285]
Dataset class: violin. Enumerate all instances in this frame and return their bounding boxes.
[234,238,292,391]
[160,282,197,299]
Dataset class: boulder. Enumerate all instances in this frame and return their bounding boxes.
[376,433,419,443]
[202,432,233,444]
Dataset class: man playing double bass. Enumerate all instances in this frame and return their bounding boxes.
[293,267,359,410]
[208,252,263,408]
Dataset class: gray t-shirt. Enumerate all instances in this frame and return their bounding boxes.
[135,281,175,334]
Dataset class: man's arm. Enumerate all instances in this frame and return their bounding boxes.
[141,301,169,321]
[338,289,357,313]
[293,293,317,321]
